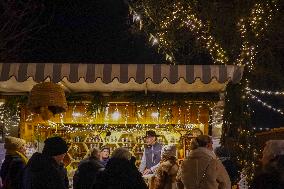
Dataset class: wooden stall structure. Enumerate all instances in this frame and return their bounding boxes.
[0,63,243,168]
[256,127,284,148]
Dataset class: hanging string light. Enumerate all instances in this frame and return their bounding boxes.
[247,92,284,115]
[129,1,229,64]
[0,102,20,136]
[246,87,284,96]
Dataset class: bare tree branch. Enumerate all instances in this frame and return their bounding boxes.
[0,0,47,61]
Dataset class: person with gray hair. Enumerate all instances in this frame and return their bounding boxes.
[176,135,231,189]
[73,147,104,189]
[111,147,132,160]
[96,147,147,189]
[252,140,284,189]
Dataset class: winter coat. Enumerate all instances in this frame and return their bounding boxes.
[96,158,148,189]
[73,158,104,189]
[152,159,179,189]
[0,151,27,189]
[176,147,231,189]
[100,158,109,167]
[22,152,69,189]
[251,155,284,189]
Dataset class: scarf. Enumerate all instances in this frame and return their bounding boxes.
[15,151,28,165]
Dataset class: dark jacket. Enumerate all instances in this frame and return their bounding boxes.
[22,152,68,189]
[0,152,26,189]
[251,155,284,189]
[96,158,148,189]
[215,147,239,184]
[73,158,104,189]
[100,158,109,167]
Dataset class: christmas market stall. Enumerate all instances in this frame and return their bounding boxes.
[0,63,243,168]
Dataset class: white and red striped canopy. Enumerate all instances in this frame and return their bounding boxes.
[0,63,243,93]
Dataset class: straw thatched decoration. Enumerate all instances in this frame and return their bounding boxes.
[28,82,68,120]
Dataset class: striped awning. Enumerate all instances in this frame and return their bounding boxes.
[0,63,243,93]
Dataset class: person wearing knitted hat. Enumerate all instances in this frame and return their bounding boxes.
[252,140,284,189]
[22,136,69,189]
[0,136,27,189]
[152,144,179,189]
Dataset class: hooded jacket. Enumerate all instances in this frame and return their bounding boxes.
[176,147,231,189]
[22,152,68,189]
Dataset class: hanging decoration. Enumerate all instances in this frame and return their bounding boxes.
[28,82,68,120]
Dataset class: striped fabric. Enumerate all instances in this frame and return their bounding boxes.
[0,63,243,84]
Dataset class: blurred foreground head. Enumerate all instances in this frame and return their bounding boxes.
[111,147,131,160]
[261,140,284,165]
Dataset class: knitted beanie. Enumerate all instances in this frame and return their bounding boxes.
[42,136,68,156]
[4,136,26,151]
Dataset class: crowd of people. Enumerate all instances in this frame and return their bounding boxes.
[0,130,283,189]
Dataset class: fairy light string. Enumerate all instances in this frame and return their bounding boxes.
[129,1,229,64]
[246,87,284,96]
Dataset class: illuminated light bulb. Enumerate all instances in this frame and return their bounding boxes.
[72,112,82,117]
[111,111,121,120]
[152,38,158,45]
[151,112,159,119]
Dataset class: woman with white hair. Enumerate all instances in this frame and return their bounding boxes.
[96,147,147,189]
[152,144,179,189]
[252,140,284,189]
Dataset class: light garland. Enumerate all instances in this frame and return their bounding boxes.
[129,1,229,64]
[247,92,284,115]
[236,1,278,70]
[0,104,20,136]
[129,0,279,76]
[249,2,279,38]
[246,87,284,96]
[27,101,213,135]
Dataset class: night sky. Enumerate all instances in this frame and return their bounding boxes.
[21,0,164,63]
[12,0,284,128]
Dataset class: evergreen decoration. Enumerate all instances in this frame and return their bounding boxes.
[1,96,28,115]
[0,96,28,137]
[222,70,258,185]
[87,93,108,117]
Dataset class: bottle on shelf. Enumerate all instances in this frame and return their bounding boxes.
[186,149,190,157]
